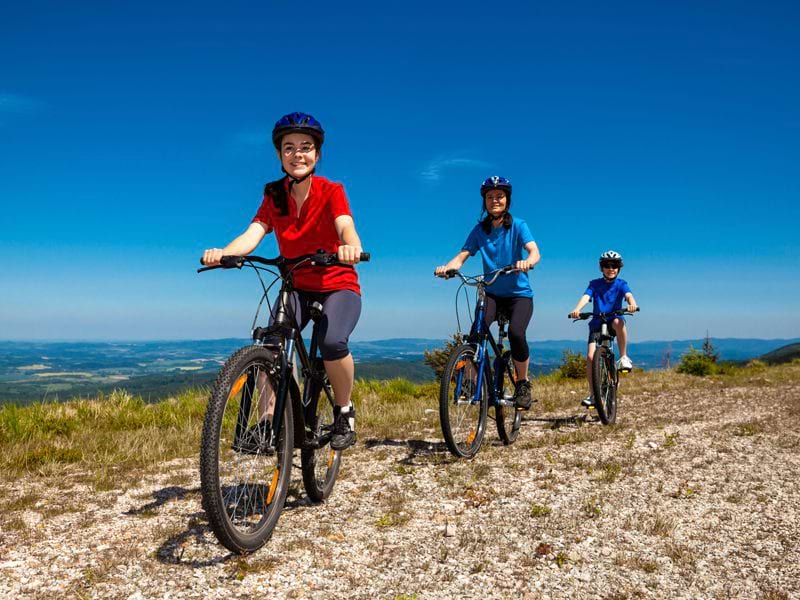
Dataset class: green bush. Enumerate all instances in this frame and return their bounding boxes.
[559,350,586,379]
[676,348,716,376]
[423,334,462,379]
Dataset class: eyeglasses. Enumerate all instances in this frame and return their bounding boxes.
[281,144,316,157]
[600,262,621,269]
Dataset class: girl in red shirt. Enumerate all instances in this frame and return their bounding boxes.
[202,112,364,450]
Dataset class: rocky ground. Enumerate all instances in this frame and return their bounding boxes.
[1,372,799,599]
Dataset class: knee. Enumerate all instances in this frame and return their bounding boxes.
[320,337,350,361]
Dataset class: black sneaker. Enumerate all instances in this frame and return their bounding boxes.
[513,379,533,410]
[232,419,273,455]
[330,407,356,450]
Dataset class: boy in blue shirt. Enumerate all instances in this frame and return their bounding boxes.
[569,250,638,407]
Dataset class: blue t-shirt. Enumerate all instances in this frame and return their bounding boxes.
[585,277,632,329]
[462,218,535,298]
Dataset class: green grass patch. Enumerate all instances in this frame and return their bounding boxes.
[530,503,552,518]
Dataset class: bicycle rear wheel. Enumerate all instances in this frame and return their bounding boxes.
[200,345,293,554]
[439,344,488,458]
[495,351,522,444]
[301,367,342,501]
[591,346,618,425]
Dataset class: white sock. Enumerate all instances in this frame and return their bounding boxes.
[340,405,355,430]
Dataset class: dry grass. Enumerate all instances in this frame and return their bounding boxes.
[4,362,796,482]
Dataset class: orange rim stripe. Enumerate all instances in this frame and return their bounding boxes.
[230,374,247,398]
[266,469,280,504]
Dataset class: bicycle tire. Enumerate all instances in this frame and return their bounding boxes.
[439,343,488,458]
[495,351,522,444]
[200,345,294,554]
[300,368,342,501]
[592,346,618,425]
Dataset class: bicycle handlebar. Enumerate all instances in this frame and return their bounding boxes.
[570,307,640,321]
[198,251,370,273]
[435,265,520,287]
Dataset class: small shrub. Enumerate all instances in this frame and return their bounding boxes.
[558,350,586,380]
[423,334,462,379]
[676,348,715,376]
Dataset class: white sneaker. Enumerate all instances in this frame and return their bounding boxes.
[581,396,593,408]
[617,355,633,371]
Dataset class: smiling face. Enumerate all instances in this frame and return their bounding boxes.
[484,189,508,219]
[277,132,319,179]
[600,263,620,280]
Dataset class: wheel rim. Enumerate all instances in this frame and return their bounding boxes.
[599,358,613,417]
[217,362,282,535]
[499,360,519,439]
[446,352,482,453]
[312,397,337,488]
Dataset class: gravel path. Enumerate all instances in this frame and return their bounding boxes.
[2,376,799,599]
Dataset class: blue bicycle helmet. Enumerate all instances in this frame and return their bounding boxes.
[271,112,325,149]
[480,175,512,197]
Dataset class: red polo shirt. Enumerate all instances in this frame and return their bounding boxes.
[252,176,361,295]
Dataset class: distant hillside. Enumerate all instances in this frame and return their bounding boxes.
[2,337,799,405]
[758,343,800,365]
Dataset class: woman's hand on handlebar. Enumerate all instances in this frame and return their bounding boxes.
[514,259,533,273]
[568,309,581,319]
[202,248,225,266]
[337,244,363,265]
[626,302,638,314]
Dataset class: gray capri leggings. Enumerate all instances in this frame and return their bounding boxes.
[270,289,361,361]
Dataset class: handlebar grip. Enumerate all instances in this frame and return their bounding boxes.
[359,252,370,262]
[220,255,245,269]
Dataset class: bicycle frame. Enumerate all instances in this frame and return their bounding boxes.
[254,273,336,451]
[200,251,366,452]
[448,267,518,409]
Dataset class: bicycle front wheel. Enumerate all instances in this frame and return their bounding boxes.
[200,345,294,554]
[301,368,342,501]
[439,344,488,458]
[495,351,522,444]
[592,346,618,425]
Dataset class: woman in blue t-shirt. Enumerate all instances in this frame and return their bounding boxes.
[434,176,541,408]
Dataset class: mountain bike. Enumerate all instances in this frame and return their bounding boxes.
[197,251,369,553]
[435,266,525,458]
[571,307,639,425]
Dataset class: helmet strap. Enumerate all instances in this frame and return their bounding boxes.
[282,167,315,186]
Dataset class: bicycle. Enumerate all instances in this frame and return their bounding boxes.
[435,266,525,458]
[571,307,640,425]
[197,250,369,553]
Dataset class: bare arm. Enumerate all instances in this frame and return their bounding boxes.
[435,250,471,276]
[515,240,541,272]
[624,292,638,312]
[569,294,592,318]
[334,215,363,264]
[202,223,267,266]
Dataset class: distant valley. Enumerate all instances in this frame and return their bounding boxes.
[1,337,797,405]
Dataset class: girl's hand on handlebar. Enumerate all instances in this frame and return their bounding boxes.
[515,260,533,273]
[434,265,450,277]
[202,248,224,266]
[626,302,638,313]
[337,244,362,265]
[569,309,581,319]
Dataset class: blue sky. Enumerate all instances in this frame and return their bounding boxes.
[2,1,799,342]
